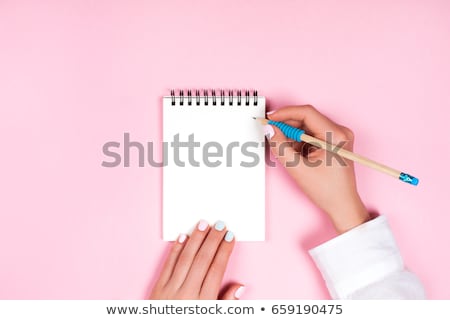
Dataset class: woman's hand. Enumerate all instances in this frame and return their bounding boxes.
[265,105,369,233]
[150,220,244,300]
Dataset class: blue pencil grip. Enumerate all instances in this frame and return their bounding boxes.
[267,120,305,142]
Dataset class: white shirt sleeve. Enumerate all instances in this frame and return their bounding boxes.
[308,216,425,299]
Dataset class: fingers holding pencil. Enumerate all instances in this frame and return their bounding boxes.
[263,106,355,168]
[267,105,354,148]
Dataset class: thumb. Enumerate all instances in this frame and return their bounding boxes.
[264,124,299,168]
[220,284,245,300]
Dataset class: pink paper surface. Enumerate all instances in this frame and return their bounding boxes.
[1,0,449,299]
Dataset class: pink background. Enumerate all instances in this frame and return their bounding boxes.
[1,0,449,299]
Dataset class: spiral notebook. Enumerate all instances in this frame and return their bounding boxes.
[163,90,266,241]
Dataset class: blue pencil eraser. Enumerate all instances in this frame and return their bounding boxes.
[399,172,419,186]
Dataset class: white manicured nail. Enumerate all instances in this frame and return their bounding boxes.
[197,220,209,231]
[263,125,274,139]
[178,234,187,243]
[215,221,226,231]
[224,231,234,242]
[234,286,245,299]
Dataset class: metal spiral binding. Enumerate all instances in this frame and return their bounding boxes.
[170,89,258,106]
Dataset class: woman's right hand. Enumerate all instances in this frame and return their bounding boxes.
[265,105,369,233]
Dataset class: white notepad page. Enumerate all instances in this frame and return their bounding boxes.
[163,93,265,241]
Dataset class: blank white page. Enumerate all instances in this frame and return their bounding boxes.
[162,94,265,241]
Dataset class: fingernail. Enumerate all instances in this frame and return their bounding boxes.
[234,286,245,299]
[178,234,187,243]
[197,220,209,231]
[266,110,276,115]
[263,125,274,139]
[224,231,234,242]
[214,220,225,231]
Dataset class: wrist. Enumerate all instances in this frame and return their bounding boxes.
[327,197,370,234]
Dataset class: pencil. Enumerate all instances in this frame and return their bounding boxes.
[255,117,419,186]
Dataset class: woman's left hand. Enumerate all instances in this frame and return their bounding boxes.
[150,220,244,300]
